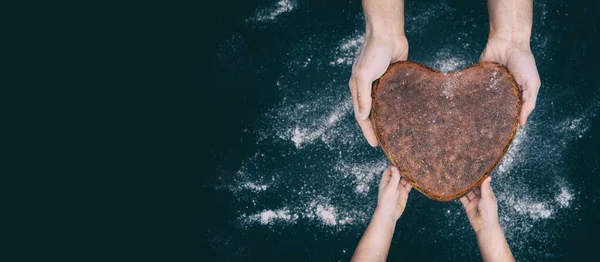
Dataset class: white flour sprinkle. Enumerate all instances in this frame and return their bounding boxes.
[242,182,268,192]
[557,117,589,139]
[248,0,296,23]
[335,159,388,195]
[212,1,600,260]
[555,186,574,208]
[243,209,298,225]
[405,2,454,34]
[505,195,554,220]
[496,128,525,175]
[279,99,353,148]
[435,57,467,73]
[441,78,459,99]
[486,70,500,91]
[330,34,364,66]
[316,204,338,225]
[220,19,598,261]
[430,48,469,73]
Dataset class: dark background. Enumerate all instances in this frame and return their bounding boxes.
[9,0,596,261]
[203,0,600,261]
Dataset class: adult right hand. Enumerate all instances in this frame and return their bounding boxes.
[349,31,408,147]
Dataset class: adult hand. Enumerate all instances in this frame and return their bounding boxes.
[377,165,412,221]
[460,176,499,233]
[482,0,540,126]
[350,32,408,146]
[480,37,541,126]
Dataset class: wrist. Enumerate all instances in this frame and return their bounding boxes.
[487,0,533,51]
[475,221,503,237]
[373,206,399,224]
[366,20,405,44]
[488,31,531,51]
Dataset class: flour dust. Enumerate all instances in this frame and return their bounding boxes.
[217,0,597,260]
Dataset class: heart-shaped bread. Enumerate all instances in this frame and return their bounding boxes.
[370,61,521,201]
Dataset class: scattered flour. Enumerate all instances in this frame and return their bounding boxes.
[486,70,500,91]
[441,77,460,99]
[489,96,598,257]
[435,57,467,73]
[227,32,597,237]
[242,208,298,225]
[430,46,469,71]
[242,182,268,192]
[219,2,598,259]
[405,2,455,34]
[555,186,574,208]
[557,117,590,139]
[330,33,364,66]
[496,128,525,175]
[503,195,554,220]
[248,0,296,23]
[335,159,388,194]
[315,204,339,225]
[278,99,353,148]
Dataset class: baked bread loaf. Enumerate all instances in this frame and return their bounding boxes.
[370,61,521,201]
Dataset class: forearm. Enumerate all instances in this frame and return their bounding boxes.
[476,224,515,262]
[351,209,397,262]
[362,0,405,37]
[487,0,533,48]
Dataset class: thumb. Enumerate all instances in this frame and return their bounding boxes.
[354,76,373,120]
[480,176,494,200]
[479,47,492,62]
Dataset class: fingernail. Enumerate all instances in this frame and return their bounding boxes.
[391,166,399,173]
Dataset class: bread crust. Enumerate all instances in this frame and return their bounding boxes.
[370,61,521,202]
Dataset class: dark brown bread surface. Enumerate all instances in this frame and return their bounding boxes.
[371,61,521,201]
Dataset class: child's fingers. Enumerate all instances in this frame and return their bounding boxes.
[386,166,401,190]
[460,196,469,207]
[380,166,392,187]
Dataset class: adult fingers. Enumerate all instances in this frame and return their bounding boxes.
[352,74,373,121]
[350,78,379,146]
[515,54,541,125]
[520,76,541,125]
[357,118,378,147]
